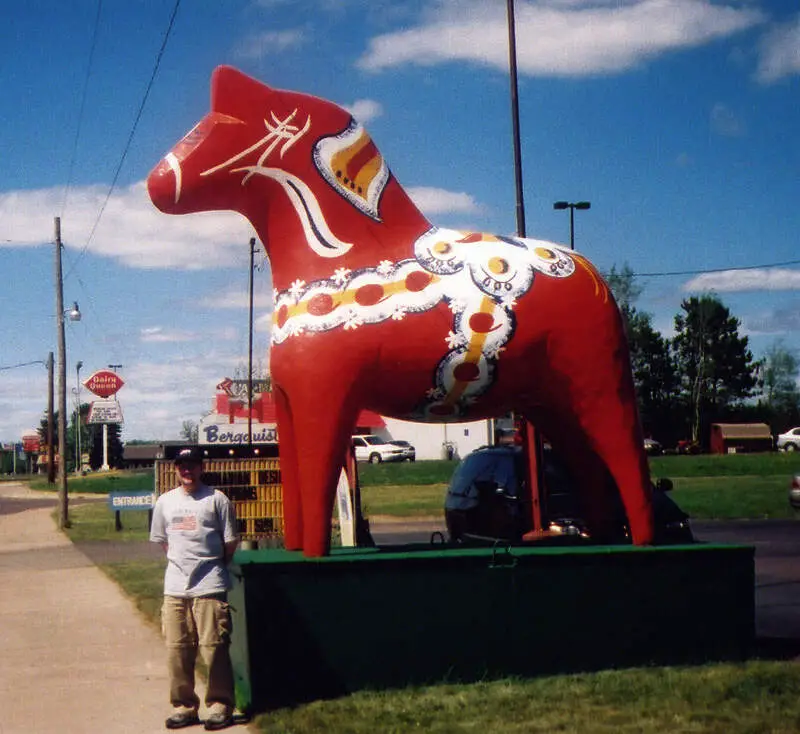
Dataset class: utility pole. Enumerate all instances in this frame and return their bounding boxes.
[247,237,256,449]
[507,0,526,239]
[54,217,69,528]
[47,352,54,484]
[74,360,83,475]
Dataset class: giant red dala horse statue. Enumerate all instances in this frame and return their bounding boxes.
[148,66,654,557]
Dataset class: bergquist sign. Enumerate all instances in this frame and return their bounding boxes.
[200,421,278,445]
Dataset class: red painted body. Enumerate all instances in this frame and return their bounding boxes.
[147,66,653,556]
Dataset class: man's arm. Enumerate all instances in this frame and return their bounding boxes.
[223,539,239,565]
[149,497,168,552]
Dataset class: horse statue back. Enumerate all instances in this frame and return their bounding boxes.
[148,66,654,557]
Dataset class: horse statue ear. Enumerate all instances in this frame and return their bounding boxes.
[211,65,274,117]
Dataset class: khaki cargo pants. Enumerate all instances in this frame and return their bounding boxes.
[162,594,235,716]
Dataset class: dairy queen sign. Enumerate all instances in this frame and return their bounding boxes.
[83,369,125,398]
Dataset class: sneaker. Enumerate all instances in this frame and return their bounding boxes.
[165,711,200,729]
[204,712,234,731]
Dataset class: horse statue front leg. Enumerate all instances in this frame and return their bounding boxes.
[272,385,304,551]
[273,368,361,556]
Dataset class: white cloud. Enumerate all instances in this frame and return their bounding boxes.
[744,303,800,336]
[710,103,745,137]
[343,99,384,124]
[139,327,199,344]
[683,268,800,293]
[357,0,764,76]
[117,359,223,440]
[756,15,800,83]
[0,182,254,270]
[233,29,305,61]
[202,289,274,310]
[407,187,482,215]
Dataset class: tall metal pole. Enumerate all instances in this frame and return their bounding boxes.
[47,352,55,484]
[507,0,526,238]
[75,360,82,474]
[247,237,256,449]
[54,217,69,528]
[569,206,575,250]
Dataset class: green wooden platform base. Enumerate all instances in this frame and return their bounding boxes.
[229,541,754,712]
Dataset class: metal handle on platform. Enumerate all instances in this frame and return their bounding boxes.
[489,542,518,569]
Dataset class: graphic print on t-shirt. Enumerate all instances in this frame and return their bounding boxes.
[170,512,197,532]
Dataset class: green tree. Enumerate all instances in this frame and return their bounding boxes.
[88,423,124,470]
[69,403,90,472]
[605,264,680,443]
[672,295,758,446]
[38,411,72,473]
[626,310,680,443]
[180,420,199,443]
[605,263,642,319]
[758,340,800,432]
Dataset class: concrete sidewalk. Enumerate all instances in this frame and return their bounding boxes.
[0,483,254,734]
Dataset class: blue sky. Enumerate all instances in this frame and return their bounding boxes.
[1,0,799,443]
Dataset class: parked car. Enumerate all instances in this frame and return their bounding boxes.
[351,435,405,463]
[776,427,800,452]
[643,438,663,456]
[444,445,693,545]
[388,440,416,462]
[790,475,800,510]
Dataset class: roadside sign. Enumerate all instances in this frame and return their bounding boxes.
[83,370,125,398]
[108,491,155,511]
[88,400,124,424]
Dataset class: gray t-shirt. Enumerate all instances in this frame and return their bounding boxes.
[150,483,238,598]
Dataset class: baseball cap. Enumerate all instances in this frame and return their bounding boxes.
[174,446,204,465]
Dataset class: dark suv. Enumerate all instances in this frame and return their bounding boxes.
[445,445,693,545]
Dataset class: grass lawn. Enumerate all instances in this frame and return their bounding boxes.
[29,469,154,494]
[251,663,800,734]
[359,454,800,521]
[58,454,800,734]
[64,499,153,542]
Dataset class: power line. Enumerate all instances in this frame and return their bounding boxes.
[0,360,48,372]
[634,259,800,278]
[60,0,104,218]
[65,0,182,277]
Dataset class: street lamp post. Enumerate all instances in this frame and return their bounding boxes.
[74,360,83,475]
[553,200,591,250]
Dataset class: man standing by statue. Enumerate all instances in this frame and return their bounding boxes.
[150,446,240,730]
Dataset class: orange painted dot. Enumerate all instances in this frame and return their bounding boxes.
[469,312,495,333]
[487,257,509,275]
[355,283,384,306]
[433,241,452,255]
[405,271,433,292]
[535,247,557,260]
[307,293,335,316]
[453,363,480,382]
[276,305,289,328]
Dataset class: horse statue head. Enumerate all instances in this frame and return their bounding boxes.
[148,65,431,289]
